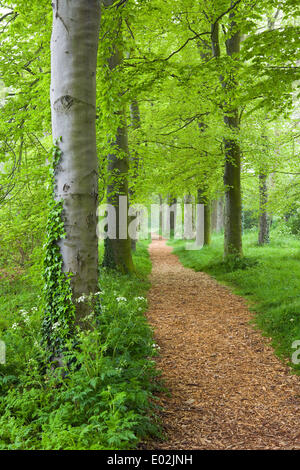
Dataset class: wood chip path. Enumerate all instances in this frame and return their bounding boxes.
[145,239,300,450]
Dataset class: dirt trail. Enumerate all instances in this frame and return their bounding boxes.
[145,239,300,450]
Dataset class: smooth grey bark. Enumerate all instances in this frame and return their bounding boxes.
[50,0,101,322]
[258,173,270,245]
[184,194,194,239]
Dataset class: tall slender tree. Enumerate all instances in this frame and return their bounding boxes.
[211,10,243,258]
[102,0,134,273]
[49,0,101,324]
[222,18,243,258]
[197,188,211,246]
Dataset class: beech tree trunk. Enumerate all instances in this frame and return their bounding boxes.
[211,197,224,232]
[102,111,134,272]
[196,43,212,246]
[197,188,211,246]
[211,15,243,258]
[216,197,224,232]
[196,201,204,247]
[211,200,218,232]
[50,0,101,321]
[223,114,243,258]
[184,194,194,239]
[223,23,243,258]
[159,194,163,240]
[102,0,134,273]
[258,173,270,245]
[167,196,177,239]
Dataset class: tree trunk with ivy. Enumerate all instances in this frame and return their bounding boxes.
[102,1,134,273]
[48,0,101,335]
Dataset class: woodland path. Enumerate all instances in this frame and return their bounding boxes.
[145,239,300,450]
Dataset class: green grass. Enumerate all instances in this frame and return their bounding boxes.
[0,240,162,450]
[169,229,300,373]
[0,278,40,331]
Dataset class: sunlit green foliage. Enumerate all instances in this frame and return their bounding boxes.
[0,0,299,451]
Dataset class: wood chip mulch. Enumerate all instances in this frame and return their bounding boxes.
[144,239,300,450]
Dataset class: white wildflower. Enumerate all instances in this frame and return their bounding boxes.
[52,321,61,330]
[76,295,86,303]
[21,311,30,322]
[116,297,127,302]
[12,323,18,330]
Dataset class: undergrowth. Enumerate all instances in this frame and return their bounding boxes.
[0,241,162,450]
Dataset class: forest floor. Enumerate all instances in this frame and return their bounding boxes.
[145,239,300,450]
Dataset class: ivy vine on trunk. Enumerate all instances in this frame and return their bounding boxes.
[41,143,75,359]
